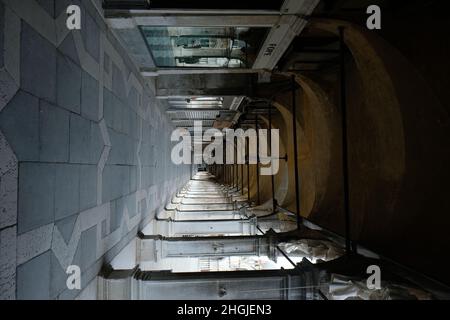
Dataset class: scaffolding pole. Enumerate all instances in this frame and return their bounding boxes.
[269,103,276,213]
[292,75,302,229]
[255,114,261,205]
[339,27,353,254]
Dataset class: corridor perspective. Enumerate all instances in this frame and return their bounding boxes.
[1,0,450,302]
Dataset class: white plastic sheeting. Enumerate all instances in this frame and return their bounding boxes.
[279,239,345,263]
[327,274,433,300]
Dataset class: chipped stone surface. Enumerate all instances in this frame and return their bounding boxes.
[0,167,17,230]
[0,132,17,229]
[0,226,16,300]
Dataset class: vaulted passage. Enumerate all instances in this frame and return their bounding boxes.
[1,0,450,301]
[99,170,445,300]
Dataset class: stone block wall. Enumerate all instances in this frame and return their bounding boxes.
[0,0,190,299]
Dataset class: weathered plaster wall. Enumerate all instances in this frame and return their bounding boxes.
[0,0,190,300]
